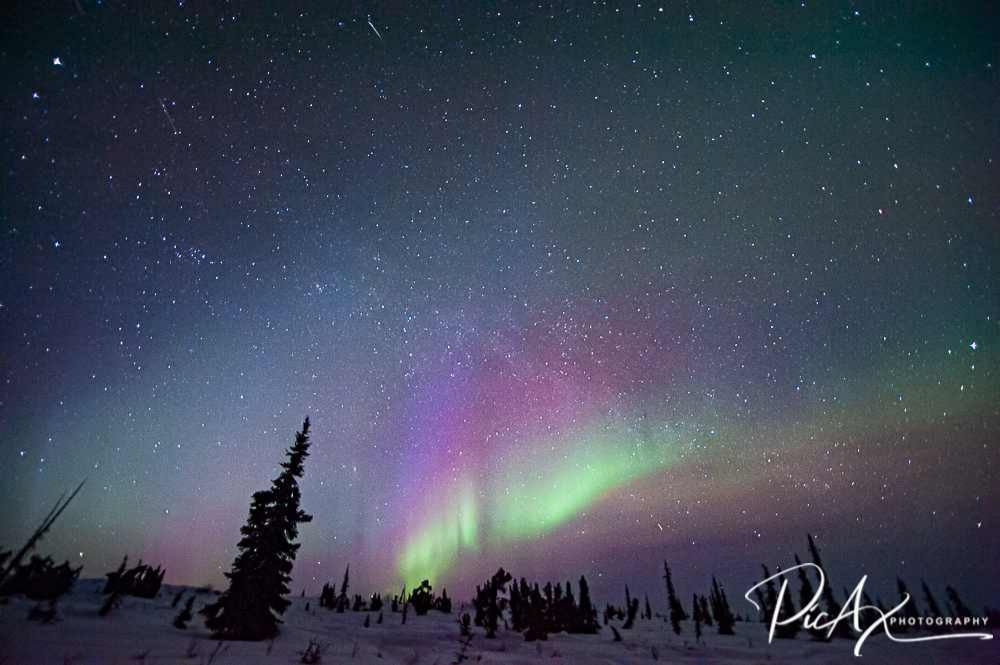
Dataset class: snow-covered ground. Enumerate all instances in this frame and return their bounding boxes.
[0,580,996,664]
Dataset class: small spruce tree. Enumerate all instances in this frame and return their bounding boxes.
[946,586,972,617]
[693,593,703,643]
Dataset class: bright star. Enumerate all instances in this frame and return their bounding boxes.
[969,341,977,351]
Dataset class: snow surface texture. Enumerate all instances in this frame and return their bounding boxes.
[0,580,996,664]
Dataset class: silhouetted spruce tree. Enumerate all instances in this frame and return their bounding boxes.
[459,611,472,636]
[475,568,510,638]
[524,583,548,641]
[509,579,524,631]
[693,593,703,642]
[319,582,335,609]
[859,591,880,632]
[0,480,85,591]
[200,418,313,640]
[554,580,574,632]
[572,575,600,634]
[103,556,128,594]
[173,595,195,629]
[436,588,452,613]
[760,564,798,639]
[921,580,943,618]
[623,585,639,629]
[410,579,434,615]
[946,586,972,618]
[794,554,827,640]
[700,595,713,626]
[103,559,164,599]
[807,534,850,638]
[897,577,921,627]
[644,594,652,620]
[663,561,686,634]
[336,564,349,612]
[753,582,768,623]
[1,555,80,601]
[709,576,735,635]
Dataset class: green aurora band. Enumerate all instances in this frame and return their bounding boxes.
[396,416,687,584]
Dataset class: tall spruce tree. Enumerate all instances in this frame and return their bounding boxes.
[794,553,827,640]
[201,418,313,640]
[663,561,686,634]
[709,576,735,635]
[807,533,851,638]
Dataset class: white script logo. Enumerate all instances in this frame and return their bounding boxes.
[744,563,993,657]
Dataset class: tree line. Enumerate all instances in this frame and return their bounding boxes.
[0,417,986,648]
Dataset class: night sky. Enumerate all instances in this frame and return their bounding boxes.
[1,2,997,607]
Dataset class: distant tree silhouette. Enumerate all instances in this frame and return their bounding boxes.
[369,592,383,612]
[103,557,164,599]
[435,587,453,613]
[807,534,849,638]
[693,593,703,642]
[200,418,313,640]
[699,594,713,626]
[410,579,434,615]
[524,583,548,641]
[474,568,511,638]
[709,576,735,635]
[794,554,827,640]
[760,564,798,639]
[0,480,85,590]
[896,577,921,632]
[623,585,639,629]
[459,612,472,636]
[663,561,686,634]
[921,580,943,617]
[946,586,972,617]
[173,595,195,629]
[319,582,335,609]
[509,579,525,631]
[644,593,652,620]
[337,565,350,612]
[573,575,600,634]
[0,554,80,601]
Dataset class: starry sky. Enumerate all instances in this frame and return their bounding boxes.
[1,2,997,607]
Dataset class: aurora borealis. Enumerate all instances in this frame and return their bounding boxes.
[1,1,998,610]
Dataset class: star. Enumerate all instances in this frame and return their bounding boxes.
[53,57,63,66]
[969,341,977,351]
